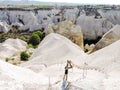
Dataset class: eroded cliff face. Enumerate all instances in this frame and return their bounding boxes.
[93,25,120,51]
[1,31,120,90]
[1,8,120,42]
[0,8,62,32]
[0,38,27,60]
[45,21,84,49]
[76,16,113,40]
[98,9,120,25]
[0,21,9,33]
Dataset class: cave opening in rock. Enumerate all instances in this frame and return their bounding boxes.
[84,36,101,45]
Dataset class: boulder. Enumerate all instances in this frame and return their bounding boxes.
[45,21,84,49]
[98,9,120,25]
[85,44,95,53]
[76,16,113,40]
[0,38,27,59]
[94,25,120,51]
[0,21,10,33]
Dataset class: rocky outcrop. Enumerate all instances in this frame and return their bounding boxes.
[0,9,62,32]
[0,21,10,33]
[84,44,95,53]
[63,8,79,23]
[98,9,120,25]
[45,21,84,49]
[11,22,23,29]
[0,38,27,60]
[0,60,51,90]
[1,31,120,90]
[94,25,120,51]
[12,11,40,31]
[76,16,113,40]
[21,33,87,72]
[68,39,120,90]
[87,39,120,73]
[20,33,87,88]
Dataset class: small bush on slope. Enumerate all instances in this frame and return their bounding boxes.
[20,51,30,61]
[33,31,43,38]
[28,33,40,46]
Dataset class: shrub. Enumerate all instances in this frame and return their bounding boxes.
[11,58,15,60]
[20,36,27,42]
[5,58,10,62]
[20,51,30,61]
[28,33,40,46]
[28,44,38,48]
[28,44,34,48]
[33,31,43,38]
[33,30,45,40]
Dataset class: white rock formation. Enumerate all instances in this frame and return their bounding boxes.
[0,8,79,32]
[69,40,120,90]
[98,9,120,25]
[45,21,84,49]
[0,21,10,33]
[21,33,87,72]
[63,8,79,23]
[21,38,120,90]
[37,9,61,24]
[13,11,40,31]
[11,22,23,28]
[0,60,53,90]
[0,10,9,23]
[94,24,120,51]
[87,40,120,73]
[76,16,113,40]
[85,44,95,53]
[0,32,120,90]
[9,9,61,31]
[8,11,38,25]
[0,38,27,59]
[21,33,87,89]
[0,10,43,31]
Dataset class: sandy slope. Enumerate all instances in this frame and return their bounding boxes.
[1,33,120,90]
[69,40,120,90]
[94,24,120,51]
[0,38,27,60]
[0,59,53,90]
[21,33,87,72]
[87,40,120,73]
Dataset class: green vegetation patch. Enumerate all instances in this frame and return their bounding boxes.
[20,51,30,61]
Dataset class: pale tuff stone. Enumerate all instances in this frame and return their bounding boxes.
[0,21,10,33]
[0,38,27,59]
[98,9,120,25]
[45,21,84,49]
[94,25,120,51]
[76,16,113,40]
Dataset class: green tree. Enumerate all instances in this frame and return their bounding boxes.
[33,31,43,38]
[5,58,10,62]
[20,51,30,61]
[28,33,40,46]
